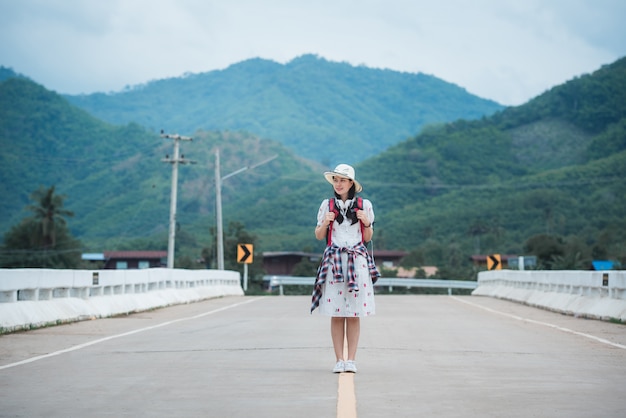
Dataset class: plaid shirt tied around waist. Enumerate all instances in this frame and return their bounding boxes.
[310,243,380,313]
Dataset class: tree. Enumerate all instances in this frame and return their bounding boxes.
[292,257,318,277]
[551,252,586,270]
[467,219,489,254]
[1,185,81,268]
[202,221,266,291]
[523,234,565,270]
[26,185,75,249]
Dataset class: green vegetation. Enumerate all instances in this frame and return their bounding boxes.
[1,57,625,278]
[1,185,82,268]
[64,54,503,166]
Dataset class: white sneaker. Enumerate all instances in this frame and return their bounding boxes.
[344,360,357,373]
[333,360,345,373]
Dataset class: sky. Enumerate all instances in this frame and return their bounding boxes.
[0,0,625,106]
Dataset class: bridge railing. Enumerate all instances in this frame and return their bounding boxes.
[263,275,477,296]
[0,268,242,303]
[473,269,626,321]
[0,268,243,333]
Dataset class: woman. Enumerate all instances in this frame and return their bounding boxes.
[311,164,380,373]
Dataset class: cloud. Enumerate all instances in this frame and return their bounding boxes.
[0,0,624,105]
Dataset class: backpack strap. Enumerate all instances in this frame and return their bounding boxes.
[356,197,365,244]
[326,198,336,247]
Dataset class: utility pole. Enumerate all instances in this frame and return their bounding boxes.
[161,130,194,268]
[215,150,277,270]
[215,149,224,270]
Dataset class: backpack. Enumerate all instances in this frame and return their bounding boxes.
[327,197,365,246]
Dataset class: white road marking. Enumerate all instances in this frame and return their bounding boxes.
[451,296,626,350]
[0,297,262,371]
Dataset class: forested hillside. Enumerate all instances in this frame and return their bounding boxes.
[1,57,625,277]
[358,57,626,272]
[0,76,318,252]
[225,57,626,274]
[0,67,28,83]
[64,54,503,166]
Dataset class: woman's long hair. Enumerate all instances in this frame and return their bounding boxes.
[333,184,358,224]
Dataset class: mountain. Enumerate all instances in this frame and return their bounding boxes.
[223,57,626,266]
[1,57,625,274]
[0,77,320,252]
[0,66,29,83]
[64,54,504,166]
[355,57,626,261]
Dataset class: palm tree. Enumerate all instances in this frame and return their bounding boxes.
[26,185,74,249]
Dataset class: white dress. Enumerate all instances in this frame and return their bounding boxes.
[316,198,376,317]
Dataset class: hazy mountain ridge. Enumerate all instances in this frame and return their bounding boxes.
[63,54,504,166]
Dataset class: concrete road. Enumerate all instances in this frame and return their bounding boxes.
[1,295,625,418]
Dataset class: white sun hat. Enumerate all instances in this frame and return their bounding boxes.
[323,164,362,193]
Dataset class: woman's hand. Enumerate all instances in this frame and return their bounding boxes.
[355,209,371,227]
[316,212,336,241]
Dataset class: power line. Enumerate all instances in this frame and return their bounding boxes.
[3,142,163,166]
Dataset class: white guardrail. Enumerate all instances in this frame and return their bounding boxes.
[473,269,626,321]
[264,275,477,296]
[266,270,626,321]
[2,268,624,331]
[0,268,243,333]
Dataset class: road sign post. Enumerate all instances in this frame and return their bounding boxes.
[237,244,253,291]
[487,254,501,270]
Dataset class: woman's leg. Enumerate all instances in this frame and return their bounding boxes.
[345,317,360,361]
[331,317,346,361]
